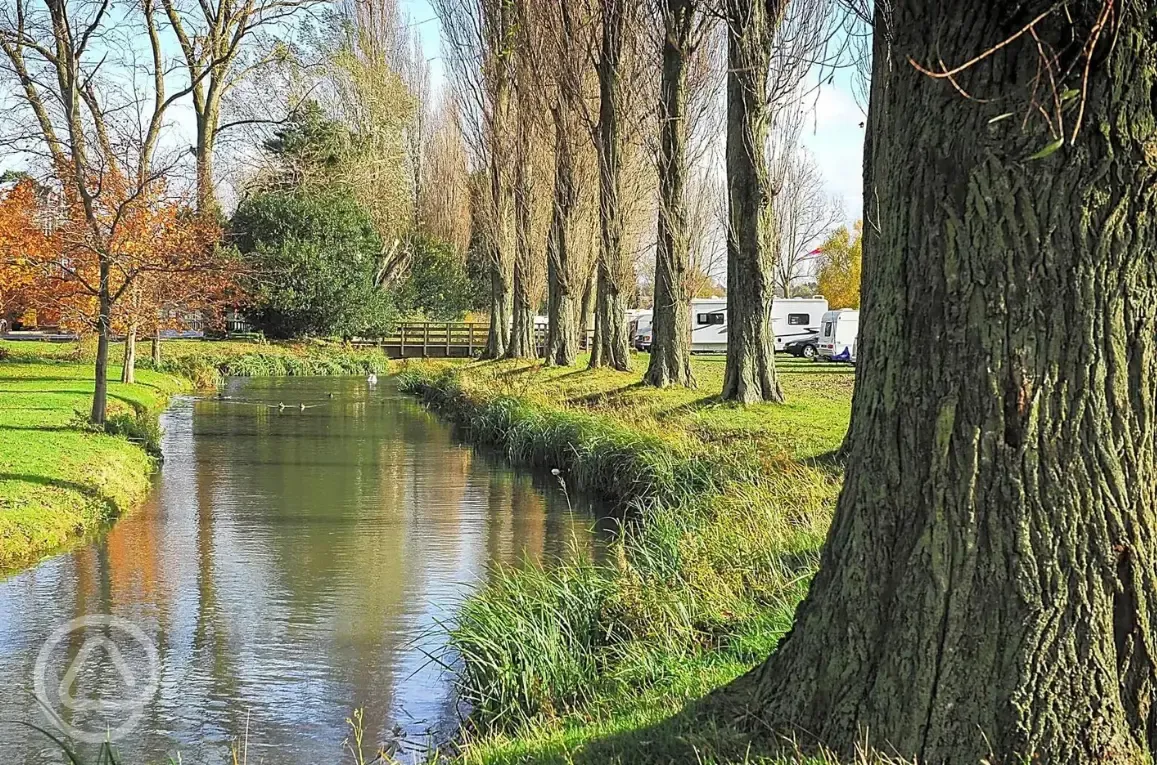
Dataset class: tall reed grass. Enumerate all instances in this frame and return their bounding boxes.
[398,365,840,742]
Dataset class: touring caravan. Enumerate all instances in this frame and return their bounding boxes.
[634,297,829,354]
[690,297,828,353]
[817,309,859,362]
[632,310,654,351]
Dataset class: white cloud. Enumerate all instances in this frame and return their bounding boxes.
[799,82,865,222]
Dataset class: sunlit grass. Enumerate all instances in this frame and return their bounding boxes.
[0,358,188,572]
[396,352,854,764]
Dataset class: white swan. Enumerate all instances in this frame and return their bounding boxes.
[367,373,378,385]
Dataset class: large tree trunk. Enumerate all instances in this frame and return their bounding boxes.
[720,0,784,404]
[748,3,1157,762]
[507,127,536,359]
[194,99,220,216]
[485,256,512,359]
[484,73,514,360]
[589,0,631,372]
[90,273,111,425]
[120,322,137,384]
[545,120,580,367]
[644,0,696,389]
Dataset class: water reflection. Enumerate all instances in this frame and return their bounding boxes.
[0,377,611,764]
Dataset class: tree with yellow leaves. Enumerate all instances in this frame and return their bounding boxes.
[816,220,862,309]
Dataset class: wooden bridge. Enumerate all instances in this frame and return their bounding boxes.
[353,322,592,359]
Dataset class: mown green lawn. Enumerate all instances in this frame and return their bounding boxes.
[0,355,189,571]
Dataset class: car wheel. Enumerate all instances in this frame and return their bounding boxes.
[802,344,818,359]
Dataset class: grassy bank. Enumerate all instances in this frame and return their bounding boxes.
[396,354,854,764]
[0,358,187,572]
[0,338,389,573]
[1,337,388,386]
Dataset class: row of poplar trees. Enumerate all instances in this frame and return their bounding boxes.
[433,0,828,404]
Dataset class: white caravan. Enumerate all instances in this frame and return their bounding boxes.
[634,297,829,353]
[817,309,859,362]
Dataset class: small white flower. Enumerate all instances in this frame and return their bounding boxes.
[550,468,561,476]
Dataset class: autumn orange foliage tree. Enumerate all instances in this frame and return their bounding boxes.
[815,220,862,309]
[0,176,225,383]
[0,0,238,422]
[0,180,48,328]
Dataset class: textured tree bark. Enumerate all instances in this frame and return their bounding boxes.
[645,0,697,389]
[590,0,631,372]
[195,103,218,216]
[507,131,537,359]
[90,270,111,425]
[484,74,514,360]
[720,0,785,404]
[545,119,580,367]
[748,2,1157,761]
[120,323,137,384]
[580,266,596,351]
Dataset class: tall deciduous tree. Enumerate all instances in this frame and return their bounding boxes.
[748,2,1157,761]
[0,0,224,423]
[643,0,714,387]
[505,0,540,360]
[433,0,517,359]
[160,0,321,214]
[539,0,597,367]
[720,0,784,403]
[720,0,830,403]
[588,0,632,371]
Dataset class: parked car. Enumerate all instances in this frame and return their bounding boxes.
[783,333,820,359]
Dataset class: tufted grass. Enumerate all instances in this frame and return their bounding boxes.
[396,353,855,764]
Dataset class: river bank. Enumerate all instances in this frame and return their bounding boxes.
[0,339,388,573]
[396,354,854,764]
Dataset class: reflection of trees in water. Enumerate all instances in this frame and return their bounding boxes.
[26,379,607,758]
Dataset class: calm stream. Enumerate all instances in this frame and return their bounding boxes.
[0,376,611,763]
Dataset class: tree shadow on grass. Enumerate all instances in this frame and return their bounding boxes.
[568,382,650,408]
[567,669,784,765]
[803,448,848,481]
[0,389,144,409]
[649,394,727,420]
[495,363,545,379]
[0,424,76,433]
[0,376,88,385]
[0,473,119,512]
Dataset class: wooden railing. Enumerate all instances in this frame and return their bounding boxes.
[353,321,593,359]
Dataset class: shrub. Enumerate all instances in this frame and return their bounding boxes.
[230,189,396,339]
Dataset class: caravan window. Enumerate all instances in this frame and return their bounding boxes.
[787,313,810,326]
[697,313,724,326]
[823,322,834,336]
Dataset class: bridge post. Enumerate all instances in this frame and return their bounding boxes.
[446,322,451,356]
[400,325,406,357]
[423,322,430,357]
